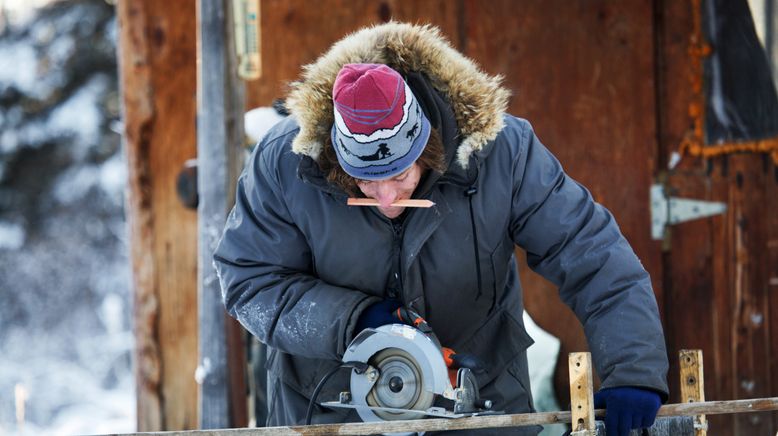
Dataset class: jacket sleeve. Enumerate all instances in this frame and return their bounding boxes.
[213,136,378,361]
[508,118,669,398]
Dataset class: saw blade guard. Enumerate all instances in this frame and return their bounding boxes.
[344,324,453,421]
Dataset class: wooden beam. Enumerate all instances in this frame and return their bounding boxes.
[568,352,596,434]
[116,0,199,430]
[196,0,247,429]
[679,349,707,435]
[102,397,778,436]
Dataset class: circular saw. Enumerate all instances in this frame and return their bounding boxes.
[322,323,495,426]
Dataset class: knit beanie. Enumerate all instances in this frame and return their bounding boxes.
[331,63,431,180]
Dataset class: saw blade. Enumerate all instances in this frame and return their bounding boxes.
[366,348,435,420]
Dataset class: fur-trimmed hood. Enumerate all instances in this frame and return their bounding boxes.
[286,22,511,169]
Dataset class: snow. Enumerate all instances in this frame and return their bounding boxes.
[244,107,285,143]
[0,2,133,435]
[47,75,108,159]
[0,0,56,28]
[0,221,26,250]
[0,42,39,96]
[52,151,126,207]
[0,320,135,435]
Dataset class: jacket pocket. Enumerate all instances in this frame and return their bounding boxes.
[480,354,536,416]
[456,309,534,389]
[506,355,536,412]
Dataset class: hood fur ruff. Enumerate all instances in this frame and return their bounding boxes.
[286,22,511,169]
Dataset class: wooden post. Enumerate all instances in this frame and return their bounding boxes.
[196,0,247,429]
[569,352,596,435]
[680,349,708,436]
[117,0,199,430]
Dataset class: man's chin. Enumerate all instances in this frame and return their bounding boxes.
[378,206,405,219]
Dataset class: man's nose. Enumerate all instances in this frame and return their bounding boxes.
[375,182,398,207]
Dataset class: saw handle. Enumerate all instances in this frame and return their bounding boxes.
[393,307,433,334]
[442,347,486,373]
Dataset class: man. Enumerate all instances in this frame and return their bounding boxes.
[214,22,668,435]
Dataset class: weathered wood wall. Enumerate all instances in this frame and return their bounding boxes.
[117,0,199,430]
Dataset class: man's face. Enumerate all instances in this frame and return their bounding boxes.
[356,163,423,219]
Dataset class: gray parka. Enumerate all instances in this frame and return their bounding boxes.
[214,22,668,433]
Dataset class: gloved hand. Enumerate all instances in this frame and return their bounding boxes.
[355,299,403,332]
[593,386,662,436]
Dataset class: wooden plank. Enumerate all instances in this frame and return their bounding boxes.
[116,0,199,430]
[196,0,247,429]
[102,397,778,436]
[729,155,774,435]
[769,159,778,435]
[679,349,707,435]
[569,352,595,434]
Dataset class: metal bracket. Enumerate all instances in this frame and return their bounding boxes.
[651,184,727,240]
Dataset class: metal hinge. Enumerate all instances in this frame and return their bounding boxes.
[650,184,727,240]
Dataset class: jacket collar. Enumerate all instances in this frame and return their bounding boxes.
[285,22,510,171]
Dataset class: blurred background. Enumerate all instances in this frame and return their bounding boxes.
[1,0,777,435]
[0,0,132,434]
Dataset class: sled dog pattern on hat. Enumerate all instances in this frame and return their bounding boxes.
[331,63,431,180]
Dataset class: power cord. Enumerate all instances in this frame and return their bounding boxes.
[304,361,370,426]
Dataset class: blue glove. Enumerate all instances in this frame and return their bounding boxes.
[355,299,402,332]
[593,387,661,436]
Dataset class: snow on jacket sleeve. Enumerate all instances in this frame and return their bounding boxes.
[213,133,377,361]
[507,118,669,398]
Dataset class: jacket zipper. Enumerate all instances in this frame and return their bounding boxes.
[387,218,404,301]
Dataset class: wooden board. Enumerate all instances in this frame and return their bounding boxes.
[117,0,199,430]
[569,353,595,433]
[769,162,778,434]
[101,398,778,436]
[679,349,707,436]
